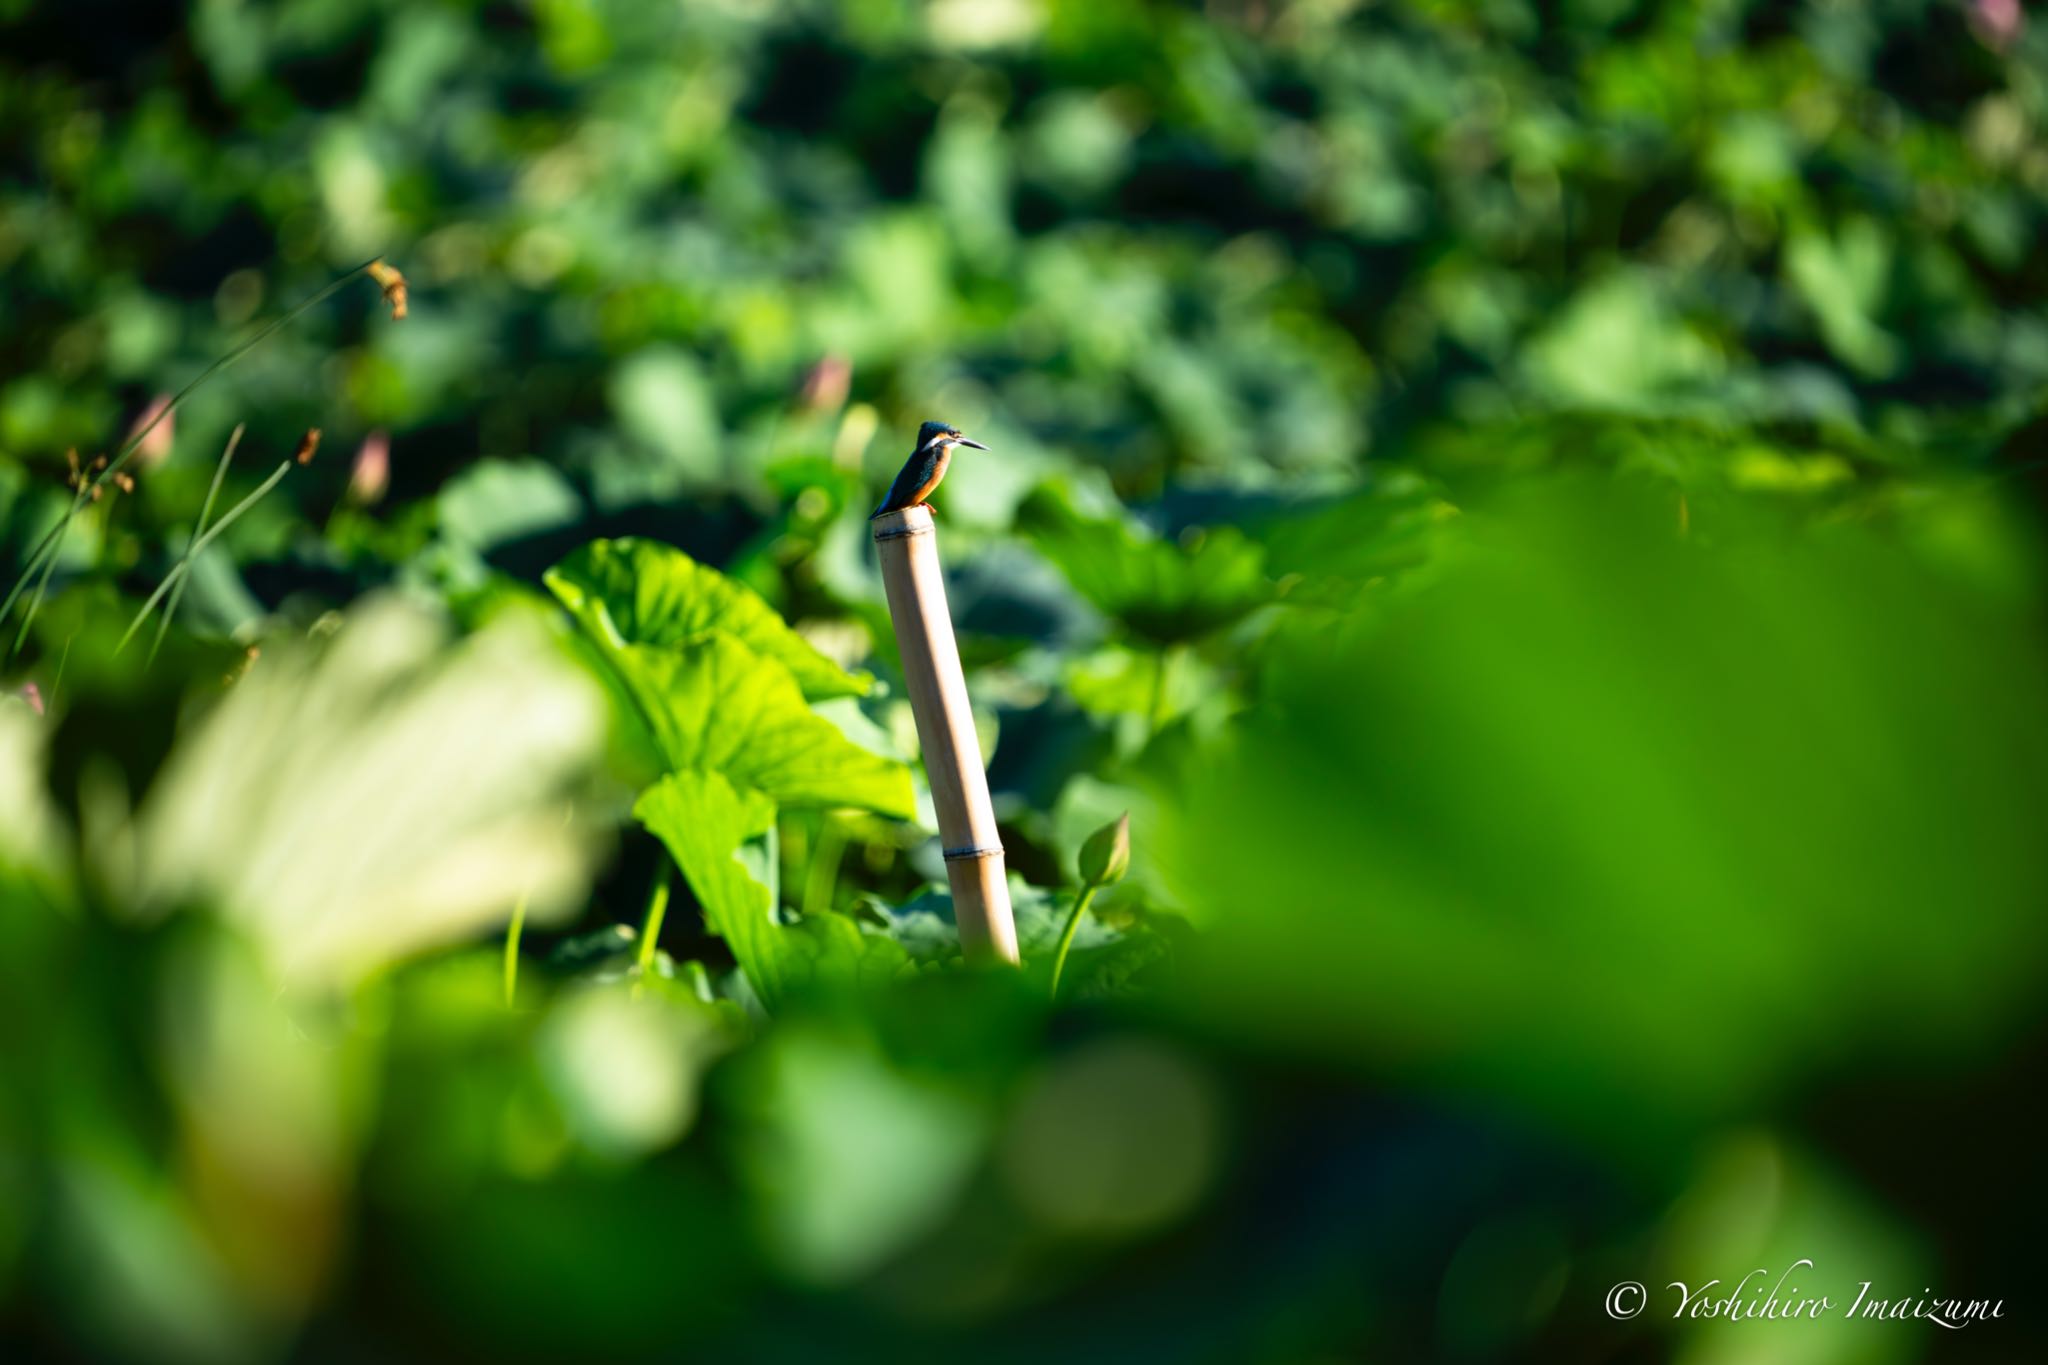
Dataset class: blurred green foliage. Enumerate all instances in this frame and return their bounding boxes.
[5,0,2048,1362]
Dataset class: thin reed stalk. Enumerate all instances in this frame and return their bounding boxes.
[2,261,384,652]
[147,423,244,666]
[115,459,294,655]
[10,480,92,655]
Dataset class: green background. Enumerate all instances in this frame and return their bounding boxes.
[3,1,2045,1361]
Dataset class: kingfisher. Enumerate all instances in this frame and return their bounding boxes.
[870,420,987,519]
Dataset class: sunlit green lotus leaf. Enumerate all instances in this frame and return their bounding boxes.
[608,637,911,817]
[547,537,868,700]
[1018,485,1271,645]
[635,770,908,1011]
[635,769,777,999]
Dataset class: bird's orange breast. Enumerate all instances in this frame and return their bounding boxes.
[906,445,951,505]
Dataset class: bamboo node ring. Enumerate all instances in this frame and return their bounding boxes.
[872,523,932,541]
[942,844,1005,861]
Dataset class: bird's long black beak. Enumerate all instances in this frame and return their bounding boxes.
[956,438,988,451]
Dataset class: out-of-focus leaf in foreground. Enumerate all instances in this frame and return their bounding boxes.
[1162,483,2048,1130]
[727,1018,987,1285]
[540,982,736,1160]
[133,598,607,988]
[0,700,65,880]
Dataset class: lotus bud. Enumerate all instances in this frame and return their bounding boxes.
[1078,811,1131,888]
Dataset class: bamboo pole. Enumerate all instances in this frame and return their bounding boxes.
[872,504,1020,964]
